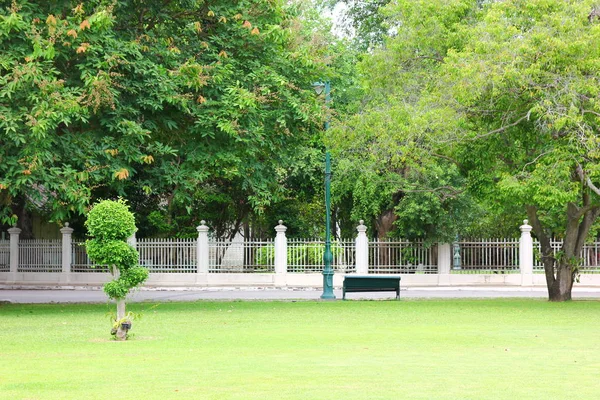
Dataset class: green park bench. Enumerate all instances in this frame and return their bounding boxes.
[342,275,401,300]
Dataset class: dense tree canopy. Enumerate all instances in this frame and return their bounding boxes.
[0,0,326,237]
[329,0,600,300]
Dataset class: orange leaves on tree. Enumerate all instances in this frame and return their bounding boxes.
[79,19,91,31]
[218,50,228,58]
[242,20,252,29]
[76,42,90,53]
[196,95,206,104]
[67,29,78,38]
[22,170,32,175]
[251,27,260,35]
[105,149,119,156]
[0,184,7,190]
[194,21,202,33]
[207,10,215,17]
[219,16,227,23]
[114,168,129,180]
[233,14,243,20]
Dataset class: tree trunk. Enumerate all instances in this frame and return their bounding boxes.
[548,263,573,301]
[115,298,128,341]
[529,202,600,302]
[375,209,397,268]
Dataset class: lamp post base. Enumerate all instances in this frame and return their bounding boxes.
[321,271,336,300]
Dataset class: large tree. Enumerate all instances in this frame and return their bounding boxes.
[436,0,600,301]
[333,0,600,301]
[0,0,324,235]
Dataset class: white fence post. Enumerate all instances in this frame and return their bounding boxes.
[8,226,20,282]
[520,219,533,286]
[274,220,287,286]
[437,243,451,285]
[60,223,74,282]
[355,220,368,275]
[197,221,209,275]
[127,232,137,249]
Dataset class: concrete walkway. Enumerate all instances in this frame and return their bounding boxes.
[2,286,600,303]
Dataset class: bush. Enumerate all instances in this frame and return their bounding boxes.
[85,199,148,299]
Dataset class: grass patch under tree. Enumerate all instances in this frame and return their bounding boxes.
[1,299,599,399]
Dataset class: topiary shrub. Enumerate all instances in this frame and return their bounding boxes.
[85,199,148,340]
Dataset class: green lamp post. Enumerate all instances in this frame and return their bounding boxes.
[313,81,335,300]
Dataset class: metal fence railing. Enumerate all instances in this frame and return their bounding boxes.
[369,239,437,274]
[18,239,62,273]
[209,239,274,273]
[286,239,355,273]
[8,235,600,276]
[452,239,520,274]
[138,238,196,273]
[0,240,9,272]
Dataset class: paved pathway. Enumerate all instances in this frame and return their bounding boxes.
[2,286,600,303]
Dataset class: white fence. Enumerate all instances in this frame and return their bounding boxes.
[18,240,62,273]
[453,239,520,274]
[209,239,274,273]
[0,240,8,272]
[138,238,196,273]
[369,239,437,274]
[3,220,600,287]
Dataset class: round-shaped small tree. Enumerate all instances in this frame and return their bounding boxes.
[85,199,148,340]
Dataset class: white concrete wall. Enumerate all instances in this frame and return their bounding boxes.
[4,271,600,288]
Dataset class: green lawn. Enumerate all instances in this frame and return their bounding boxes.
[1,299,599,399]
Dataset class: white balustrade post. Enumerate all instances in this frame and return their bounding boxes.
[274,221,287,286]
[60,223,74,283]
[520,219,534,286]
[437,243,452,286]
[197,221,209,275]
[8,226,21,283]
[355,220,369,275]
[127,232,137,249]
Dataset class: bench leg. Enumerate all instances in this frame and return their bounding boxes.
[343,288,346,300]
[396,288,400,300]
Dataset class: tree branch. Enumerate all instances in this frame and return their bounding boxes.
[576,164,600,197]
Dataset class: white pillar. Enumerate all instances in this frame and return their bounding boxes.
[127,232,137,248]
[437,243,451,286]
[520,219,533,286]
[8,226,20,283]
[355,220,368,275]
[197,221,209,274]
[274,221,287,286]
[60,223,74,282]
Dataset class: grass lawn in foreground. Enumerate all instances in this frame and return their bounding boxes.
[1,299,599,399]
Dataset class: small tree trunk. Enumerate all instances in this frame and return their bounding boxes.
[115,298,127,341]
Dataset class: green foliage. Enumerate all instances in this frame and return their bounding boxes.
[0,0,325,233]
[85,199,147,299]
[85,199,136,240]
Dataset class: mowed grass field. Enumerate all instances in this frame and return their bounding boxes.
[1,299,599,400]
